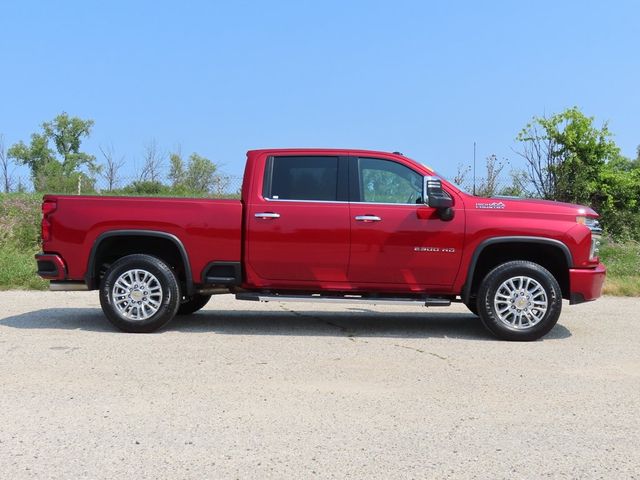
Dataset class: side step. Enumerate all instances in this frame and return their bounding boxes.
[49,281,89,291]
[235,293,451,307]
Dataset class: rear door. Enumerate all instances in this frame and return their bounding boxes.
[247,155,351,283]
[348,156,465,287]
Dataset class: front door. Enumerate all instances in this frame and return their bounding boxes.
[348,157,465,288]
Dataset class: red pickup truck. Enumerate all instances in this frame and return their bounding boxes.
[36,148,606,340]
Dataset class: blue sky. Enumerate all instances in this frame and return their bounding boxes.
[1,0,639,183]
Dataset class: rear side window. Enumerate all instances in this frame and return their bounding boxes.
[264,156,339,201]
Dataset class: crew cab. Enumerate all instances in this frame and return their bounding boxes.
[36,149,606,340]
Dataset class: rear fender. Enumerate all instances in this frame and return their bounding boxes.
[85,230,194,295]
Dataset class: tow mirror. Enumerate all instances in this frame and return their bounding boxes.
[423,176,454,221]
[424,176,453,209]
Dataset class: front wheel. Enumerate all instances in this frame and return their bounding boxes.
[477,260,562,341]
[99,254,180,333]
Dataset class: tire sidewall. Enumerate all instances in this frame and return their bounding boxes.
[100,254,180,333]
[478,261,562,341]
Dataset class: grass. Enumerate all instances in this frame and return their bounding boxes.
[0,246,47,290]
[599,239,640,296]
[0,193,47,290]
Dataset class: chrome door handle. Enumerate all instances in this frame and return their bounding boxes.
[355,215,381,222]
[255,212,281,219]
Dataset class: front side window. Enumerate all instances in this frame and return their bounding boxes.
[358,157,422,204]
[265,156,338,201]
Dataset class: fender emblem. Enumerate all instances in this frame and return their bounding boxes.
[475,202,505,209]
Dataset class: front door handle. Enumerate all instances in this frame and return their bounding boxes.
[355,215,381,222]
[255,212,281,219]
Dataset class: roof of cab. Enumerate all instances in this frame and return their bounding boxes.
[247,148,405,158]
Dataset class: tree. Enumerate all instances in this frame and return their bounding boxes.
[452,163,471,187]
[184,153,217,193]
[168,151,217,194]
[42,113,96,172]
[595,154,640,239]
[98,144,125,191]
[0,134,16,193]
[499,170,529,197]
[517,108,640,239]
[138,140,164,183]
[168,152,186,187]
[7,133,55,189]
[8,113,96,193]
[516,107,619,204]
[475,154,507,197]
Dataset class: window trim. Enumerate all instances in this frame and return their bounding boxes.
[265,198,350,204]
[262,156,275,199]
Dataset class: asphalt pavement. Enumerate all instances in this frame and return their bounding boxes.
[1,291,639,479]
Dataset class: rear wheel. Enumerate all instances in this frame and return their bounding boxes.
[177,294,211,315]
[99,254,180,333]
[477,260,562,341]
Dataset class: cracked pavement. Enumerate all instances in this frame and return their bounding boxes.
[1,291,639,479]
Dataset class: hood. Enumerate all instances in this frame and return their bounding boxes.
[470,195,599,217]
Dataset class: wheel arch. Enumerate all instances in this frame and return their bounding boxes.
[86,230,194,295]
[462,236,572,304]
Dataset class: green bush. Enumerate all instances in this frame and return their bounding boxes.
[0,194,46,290]
[0,193,42,250]
[599,238,640,278]
[112,180,174,196]
[599,238,640,296]
[594,159,640,240]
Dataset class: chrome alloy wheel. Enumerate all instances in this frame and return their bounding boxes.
[112,269,163,321]
[493,275,548,329]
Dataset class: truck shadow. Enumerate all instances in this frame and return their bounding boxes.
[0,308,572,341]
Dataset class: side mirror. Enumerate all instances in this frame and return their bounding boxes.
[424,176,453,209]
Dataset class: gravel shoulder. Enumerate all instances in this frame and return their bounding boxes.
[1,292,639,479]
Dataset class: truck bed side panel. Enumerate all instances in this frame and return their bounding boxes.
[43,196,243,284]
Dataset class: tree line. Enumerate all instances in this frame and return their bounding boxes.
[455,107,640,240]
[1,109,640,239]
[0,113,234,197]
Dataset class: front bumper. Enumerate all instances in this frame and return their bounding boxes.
[569,262,606,304]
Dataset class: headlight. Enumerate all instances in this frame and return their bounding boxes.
[590,233,601,260]
[577,216,602,260]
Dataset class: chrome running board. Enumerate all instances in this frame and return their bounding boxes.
[235,293,450,307]
[49,281,89,291]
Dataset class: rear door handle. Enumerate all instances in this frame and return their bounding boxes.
[255,212,281,219]
[355,215,381,222]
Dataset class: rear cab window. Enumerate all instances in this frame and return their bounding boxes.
[263,156,344,201]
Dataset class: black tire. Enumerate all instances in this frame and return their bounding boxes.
[99,254,180,333]
[477,260,562,341]
[177,294,211,315]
